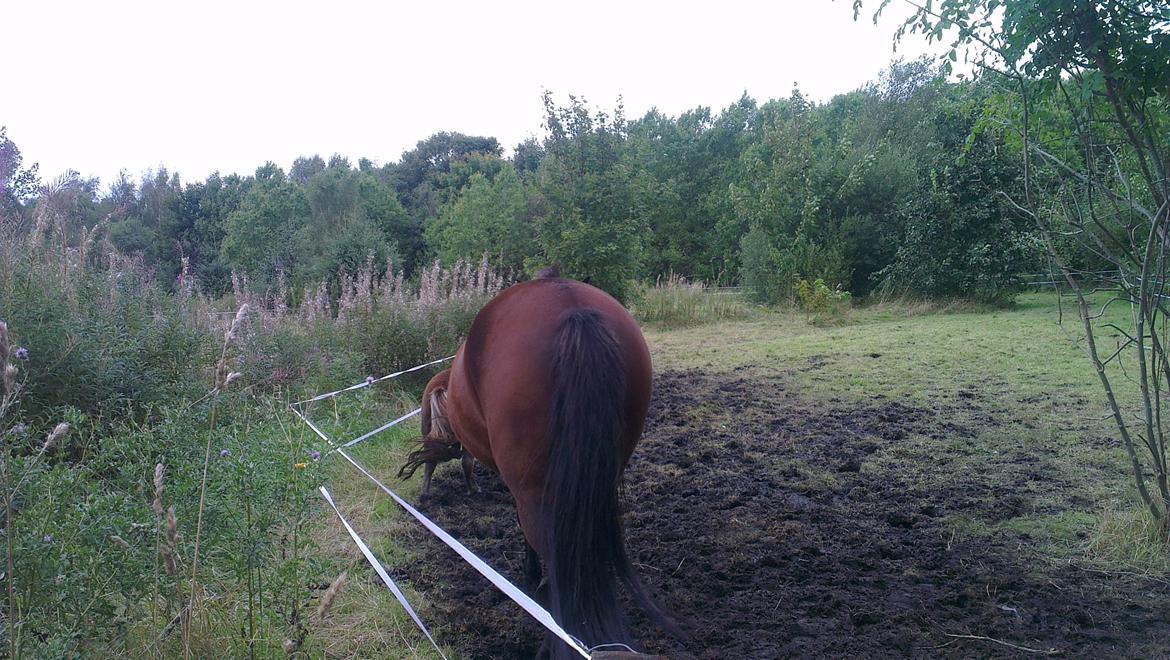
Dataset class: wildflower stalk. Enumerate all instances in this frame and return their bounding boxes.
[3,447,16,660]
[316,571,347,620]
[164,508,179,576]
[1,321,20,658]
[183,404,214,660]
[152,463,165,627]
[9,423,68,496]
[242,459,256,660]
[184,303,246,657]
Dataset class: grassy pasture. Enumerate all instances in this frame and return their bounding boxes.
[642,293,1153,563]
[317,291,1166,657]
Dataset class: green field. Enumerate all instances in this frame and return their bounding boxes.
[312,292,1166,657]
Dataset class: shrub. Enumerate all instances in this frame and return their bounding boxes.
[740,226,848,306]
[0,213,211,427]
[794,277,852,323]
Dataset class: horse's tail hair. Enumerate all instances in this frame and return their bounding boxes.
[397,438,462,479]
[544,308,680,657]
[399,387,458,480]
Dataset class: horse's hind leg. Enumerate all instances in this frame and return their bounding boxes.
[461,450,478,494]
[420,461,435,500]
[525,541,553,660]
[523,541,543,595]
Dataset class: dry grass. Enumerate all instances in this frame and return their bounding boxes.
[860,291,1005,319]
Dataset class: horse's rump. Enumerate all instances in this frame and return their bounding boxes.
[434,278,678,655]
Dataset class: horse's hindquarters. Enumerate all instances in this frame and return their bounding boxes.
[441,278,662,652]
[448,278,651,487]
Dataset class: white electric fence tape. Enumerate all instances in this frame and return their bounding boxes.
[319,486,448,660]
[291,355,445,451]
[294,357,592,660]
[290,355,454,407]
[337,408,422,451]
[331,447,592,659]
[290,406,331,445]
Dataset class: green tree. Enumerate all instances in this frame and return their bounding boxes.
[700,95,760,281]
[293,158,410,283]
[628,104,753,281]
[390,133,502,271]
[536,93,647,302]
[511,136,545,178]
[426,165,537,271]
[136,167,186,281]
[357,172,413,251]
[824,59,943,294]
[878,84,1040,302]
[728,90,850,299]
[184,172,246,295]
[858,0,1170,531]
[289,154,326,185]
[0,127,40,221]
[220,164,310,286]
[306,219,400,286]
[304,158,360,231]
[739,224,784,304]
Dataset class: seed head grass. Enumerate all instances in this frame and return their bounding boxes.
[631,274,758,329]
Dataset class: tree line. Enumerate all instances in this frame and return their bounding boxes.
[0,56,1134,305]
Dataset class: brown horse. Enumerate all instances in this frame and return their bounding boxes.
[401,276,680,657]
[397,368,477,498]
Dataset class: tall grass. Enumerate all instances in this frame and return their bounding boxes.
[333,257,505,376]
[0,210,503,657]
[631,274,757,329]
[1085,506,1170,574]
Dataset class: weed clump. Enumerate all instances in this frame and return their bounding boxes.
[631,274,756,329]
[795,277,852,324]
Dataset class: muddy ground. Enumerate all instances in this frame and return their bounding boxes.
[404,369,1170,658]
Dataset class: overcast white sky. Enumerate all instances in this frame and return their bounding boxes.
[3,0,945,188]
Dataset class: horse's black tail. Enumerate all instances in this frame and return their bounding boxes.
[544,309,679,658]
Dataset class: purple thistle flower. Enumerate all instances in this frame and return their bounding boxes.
[219,449,231,458]
[365,376,376,386]
[14,347,28,361]
[42,534,53,543]
[311,450,321,461]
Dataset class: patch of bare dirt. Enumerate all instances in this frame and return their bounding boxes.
[403,369,1170,658]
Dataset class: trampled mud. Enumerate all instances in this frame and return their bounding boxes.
[404,369,1170,658]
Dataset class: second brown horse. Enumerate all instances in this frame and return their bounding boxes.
[401,276,679,657]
